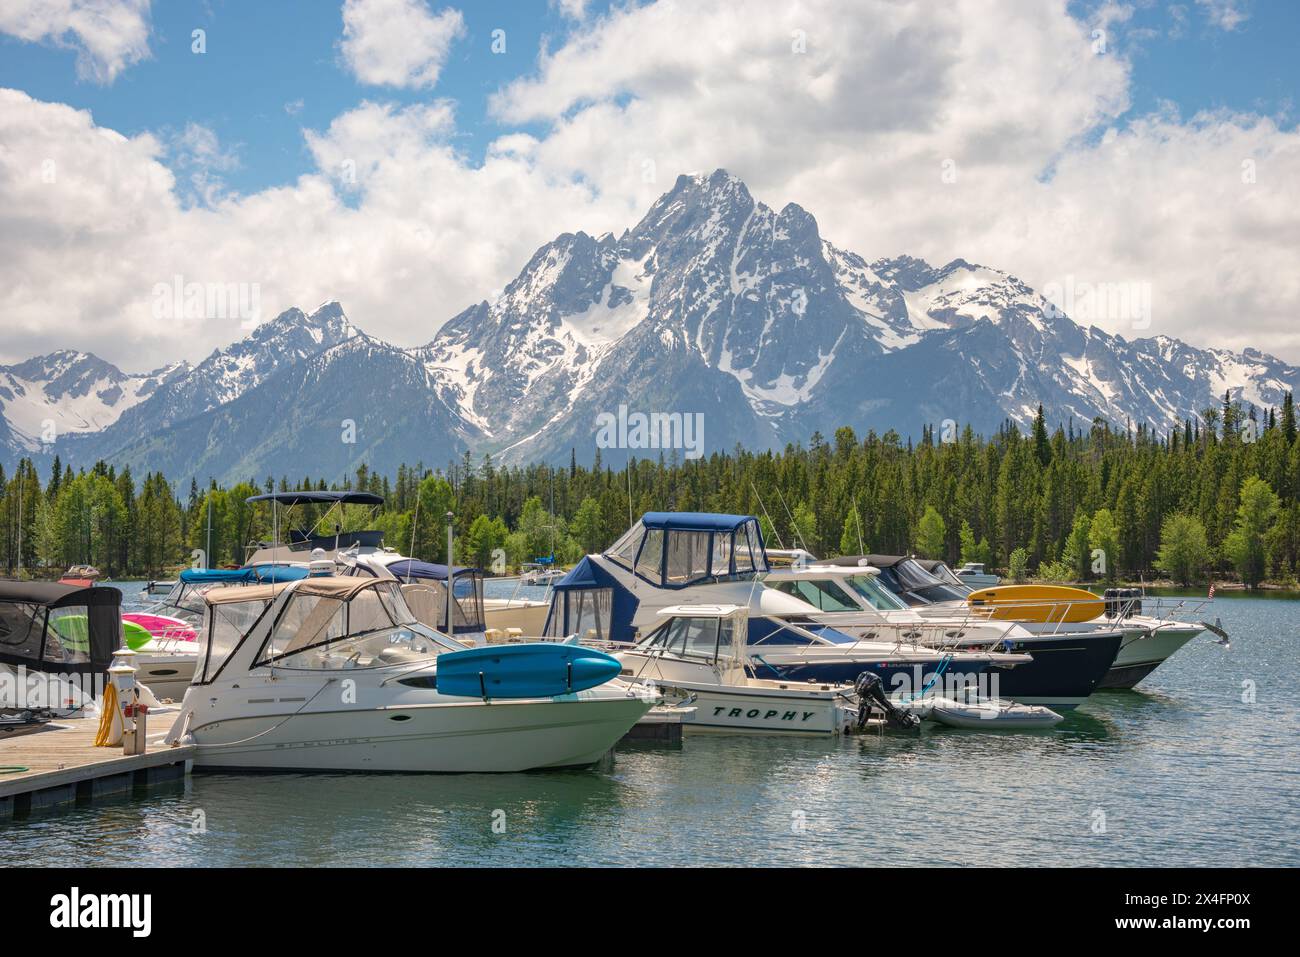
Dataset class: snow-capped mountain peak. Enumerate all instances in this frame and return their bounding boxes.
[5,169,1297,478]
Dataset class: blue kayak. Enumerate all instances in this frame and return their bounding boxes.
[435,643,622,699]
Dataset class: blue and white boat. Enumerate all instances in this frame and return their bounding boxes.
[763,561,1122,708]
[541,513,1027,698]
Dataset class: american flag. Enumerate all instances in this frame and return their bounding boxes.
[1208,583,1216,599]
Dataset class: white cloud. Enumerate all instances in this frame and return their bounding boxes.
[0,0,152,83]
[488,0,1300,360]
[1196,0,1249,31]
[0,88,624,368]
[168,122,241,206]
[1,0,1298,372]
[339,0,465,89]
[552,0,589,20]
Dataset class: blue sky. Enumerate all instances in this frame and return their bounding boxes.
[0,0,591,195]
[1,0,1297,369]
[2,1,1293,198]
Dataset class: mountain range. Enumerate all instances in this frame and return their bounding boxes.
[3,169,1297,484]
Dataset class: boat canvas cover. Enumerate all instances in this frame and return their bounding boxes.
[386,560,478,582]
[640,512,758,532]
[386,560,485,635]
[204,576,384,606]
[545,555,640,643]
[180,566,310,585]
[245,491,385,506]
[0,580,121,676]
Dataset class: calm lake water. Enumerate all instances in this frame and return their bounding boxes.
[5,584,1297,867]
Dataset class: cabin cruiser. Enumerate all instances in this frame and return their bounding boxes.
[127,564,312,699]
[0,580,118,721]
[617,604,865,735]
[763,562,1122,709]
[246,490,550,636]
[541,513,1028,698]
[164,574,651,772]
[830,554,1208,690]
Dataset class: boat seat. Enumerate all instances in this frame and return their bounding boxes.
[374,645,425,665]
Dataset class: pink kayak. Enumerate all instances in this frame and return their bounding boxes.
[123,612,199,642]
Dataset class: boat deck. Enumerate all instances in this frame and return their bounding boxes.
[0,716,193,819]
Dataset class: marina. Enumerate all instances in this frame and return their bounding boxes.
[2,501,1292,867]
[1,591,1292,867]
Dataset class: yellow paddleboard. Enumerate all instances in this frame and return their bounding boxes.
[966,584,1103,624]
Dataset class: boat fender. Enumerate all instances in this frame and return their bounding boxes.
[853,672,920,731]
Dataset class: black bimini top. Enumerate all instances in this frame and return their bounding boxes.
[245,491,385,506]
[0,580,122,608]
[0,579,122,677]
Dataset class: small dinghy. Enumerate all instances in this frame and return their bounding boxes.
[896,687,1063,730]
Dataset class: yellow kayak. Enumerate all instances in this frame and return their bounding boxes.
[966,584,1103,624]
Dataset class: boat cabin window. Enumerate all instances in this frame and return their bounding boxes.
[665,531,711,584]
[606,524,642,567]
[545,587,613,641]
[635,529,665,580]
[0,601,46,662]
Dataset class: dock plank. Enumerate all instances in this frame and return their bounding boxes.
[0,717,193,803]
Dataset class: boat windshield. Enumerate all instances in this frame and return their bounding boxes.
[149,580,209,621]
[767,577,862,612]
[635,614,743,662]
[842,573,909,610]
[255,581,462,670]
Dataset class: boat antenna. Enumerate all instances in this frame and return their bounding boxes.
[15,462,23,579]
[626,457,634,531]
[748,481,784,549]
[205,487,213,569]
[405,488,420,583]
[852,495,865,554]
[773,483,808,553]
[445,511,455,637]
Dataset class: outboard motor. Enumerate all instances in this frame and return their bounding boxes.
[853,672,921,731]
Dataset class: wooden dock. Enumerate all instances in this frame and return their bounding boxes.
[0,717,193,820]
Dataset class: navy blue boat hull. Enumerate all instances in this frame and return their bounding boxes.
[747,632,1122,709]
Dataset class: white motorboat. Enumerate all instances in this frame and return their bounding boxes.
[617,604,865,735]
[762,562,1122,709]
[165,574,651,772]
[954,562,1000,588]
[838,554,1209,690]
[519,563,566,587]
